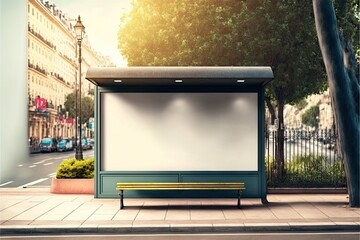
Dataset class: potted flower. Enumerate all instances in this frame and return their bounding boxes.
[50,157,94,194]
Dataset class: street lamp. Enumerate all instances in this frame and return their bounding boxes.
[74,15,85,160]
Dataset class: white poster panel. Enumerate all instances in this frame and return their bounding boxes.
[101,92,258,171]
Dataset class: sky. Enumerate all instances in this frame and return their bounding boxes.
[56,0,133,66]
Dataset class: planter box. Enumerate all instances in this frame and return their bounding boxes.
[50,178,94,194]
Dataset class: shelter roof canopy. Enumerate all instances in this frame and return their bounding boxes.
[85,66,274,87]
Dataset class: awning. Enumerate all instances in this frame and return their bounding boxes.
[85,66,274,87]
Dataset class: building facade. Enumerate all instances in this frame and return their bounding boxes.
[27,0,114,145]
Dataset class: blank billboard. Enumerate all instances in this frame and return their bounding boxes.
[101,92,258,171]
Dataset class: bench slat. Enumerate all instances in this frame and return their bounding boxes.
[116,182,245,190]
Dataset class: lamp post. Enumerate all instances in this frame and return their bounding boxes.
[74,15,85,160]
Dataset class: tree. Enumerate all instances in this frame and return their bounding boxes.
[118,0,327,177]
[64,91,94,124]
[312,0,359,207]
[301,105,320,128]
[238,1,328,178]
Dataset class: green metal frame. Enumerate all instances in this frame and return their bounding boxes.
[94,85,267,202]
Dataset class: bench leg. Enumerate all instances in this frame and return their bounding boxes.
[261,197,269,204]
[119,190,124,209]
[237,190,242,209]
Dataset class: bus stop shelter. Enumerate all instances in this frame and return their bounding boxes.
[86,66,274,203]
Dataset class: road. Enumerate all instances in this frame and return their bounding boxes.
[0,232,359,240]
[0,150,94,188]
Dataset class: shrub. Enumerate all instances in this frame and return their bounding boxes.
[266,154,346,187]
[56,157,94,179]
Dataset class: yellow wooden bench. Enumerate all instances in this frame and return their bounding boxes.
[116,182,245,209]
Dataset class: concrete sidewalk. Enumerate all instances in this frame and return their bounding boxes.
[0,188,359,234]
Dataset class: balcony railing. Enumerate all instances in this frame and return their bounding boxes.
[50,72,65,82]
[28,26,56,50]
[28,62,48,75]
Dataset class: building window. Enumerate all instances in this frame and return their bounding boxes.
[32,8,34,16]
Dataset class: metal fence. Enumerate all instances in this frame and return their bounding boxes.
[265,128,346,188]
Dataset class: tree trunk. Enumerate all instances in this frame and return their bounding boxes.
[313,0,359,207]
[265,96,276,125]
[275,93,285,179]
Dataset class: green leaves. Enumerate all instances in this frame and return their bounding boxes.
[301,105,320,128]
[56,157,94,179]
[118,0,328,108]
[116,1,332,175]
[63,91,94,124]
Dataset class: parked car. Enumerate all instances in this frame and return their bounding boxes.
[39,138,57,152]
[81,138,87,150]
[84,138,93,150]
[57,139,73,152]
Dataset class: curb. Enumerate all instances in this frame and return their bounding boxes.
[1,223,359,235]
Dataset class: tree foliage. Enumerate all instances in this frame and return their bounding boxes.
[63,91,94,124]
[295,98,308,110]
[301,105,320,128]
[119,0,327,102]
[118,0,328,177]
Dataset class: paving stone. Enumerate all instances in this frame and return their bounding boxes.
[64,202,102,221]
[0,201,42,221]
[190,209,225,220]
[36,201,83,220]
[135,209,167,221]
[11,200,62,221]
[166,209,190,220]
[289,203,329,219]
[112,208,140,221]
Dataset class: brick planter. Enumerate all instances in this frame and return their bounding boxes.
[50,178,94,194]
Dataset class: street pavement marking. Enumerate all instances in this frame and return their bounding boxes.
[17,164,23,167]
[29,165,37,168]
[0,181,14,187]
[18,178,48,188]
[43,162,54,166]
[48,172,56,177]
[34,161,45,165]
